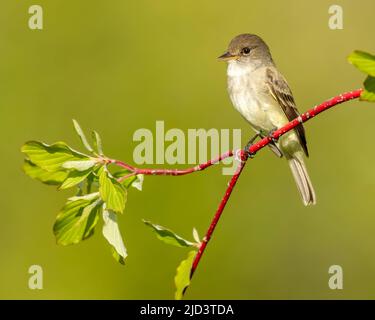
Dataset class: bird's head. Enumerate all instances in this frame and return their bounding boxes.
[218,34,272,65]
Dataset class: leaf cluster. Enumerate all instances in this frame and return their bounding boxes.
[348,51,375,102]
[21,120,143,264]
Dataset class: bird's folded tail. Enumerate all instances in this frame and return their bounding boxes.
[288,157,316,206]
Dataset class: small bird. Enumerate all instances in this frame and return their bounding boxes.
[219,34,316,205]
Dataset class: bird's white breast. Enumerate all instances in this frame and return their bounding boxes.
[227,61,273,132]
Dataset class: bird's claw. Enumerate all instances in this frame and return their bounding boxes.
[244,148,256,159]
[268,127,279,143]
[244,133,259,159]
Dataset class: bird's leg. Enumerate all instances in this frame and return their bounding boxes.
[257,128,283,158]
[244,133,260,158]
[267,127,279,143]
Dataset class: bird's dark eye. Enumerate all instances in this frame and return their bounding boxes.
[242,47,251,55]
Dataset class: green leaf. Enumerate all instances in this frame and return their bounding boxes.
[361,76,375,102]
[62,159,97,171]
[75,182,84,196]
[143,220,195,248]
[98,166,127,213]
[53,196,101,245]
[102,206,127,264]
[59,169,92,190]
[348,51,375,76]
[23,160,68,185]
[131,174,144,191]
[121,175,137,189]
[175,251,196,300]
[192,228,200,244]
[73,119,94,153]
[86,173,95,194]
[21,141,88,172]
[111,169,131,179]
[68,192,100,203]
[113,169,144,190]
[92,130,104,156]
[112,169,134,187]
[111,247,126,265]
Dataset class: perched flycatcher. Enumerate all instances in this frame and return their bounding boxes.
[219,34,316,205]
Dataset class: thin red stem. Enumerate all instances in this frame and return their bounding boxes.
[111,90,362,178]
[111,160,136,172]
[246,89,363,156]
[112,150,234,176]
[191,154,247,277]
[110,89,363,293]
[189,89,362,284]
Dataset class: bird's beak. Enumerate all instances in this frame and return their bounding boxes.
[218,52,238,61]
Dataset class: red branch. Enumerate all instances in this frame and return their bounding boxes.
[112,90,362,177]
[246,89,363,156]
[111,89,362,294]
[189,89,362,283]
[112,151,234,176]
[191,156,247,277]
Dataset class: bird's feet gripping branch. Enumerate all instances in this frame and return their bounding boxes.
[244,133,260,159]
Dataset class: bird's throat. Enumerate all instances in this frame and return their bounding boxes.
[227,60,253,77]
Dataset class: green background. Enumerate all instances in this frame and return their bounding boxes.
[1,0,375,299]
